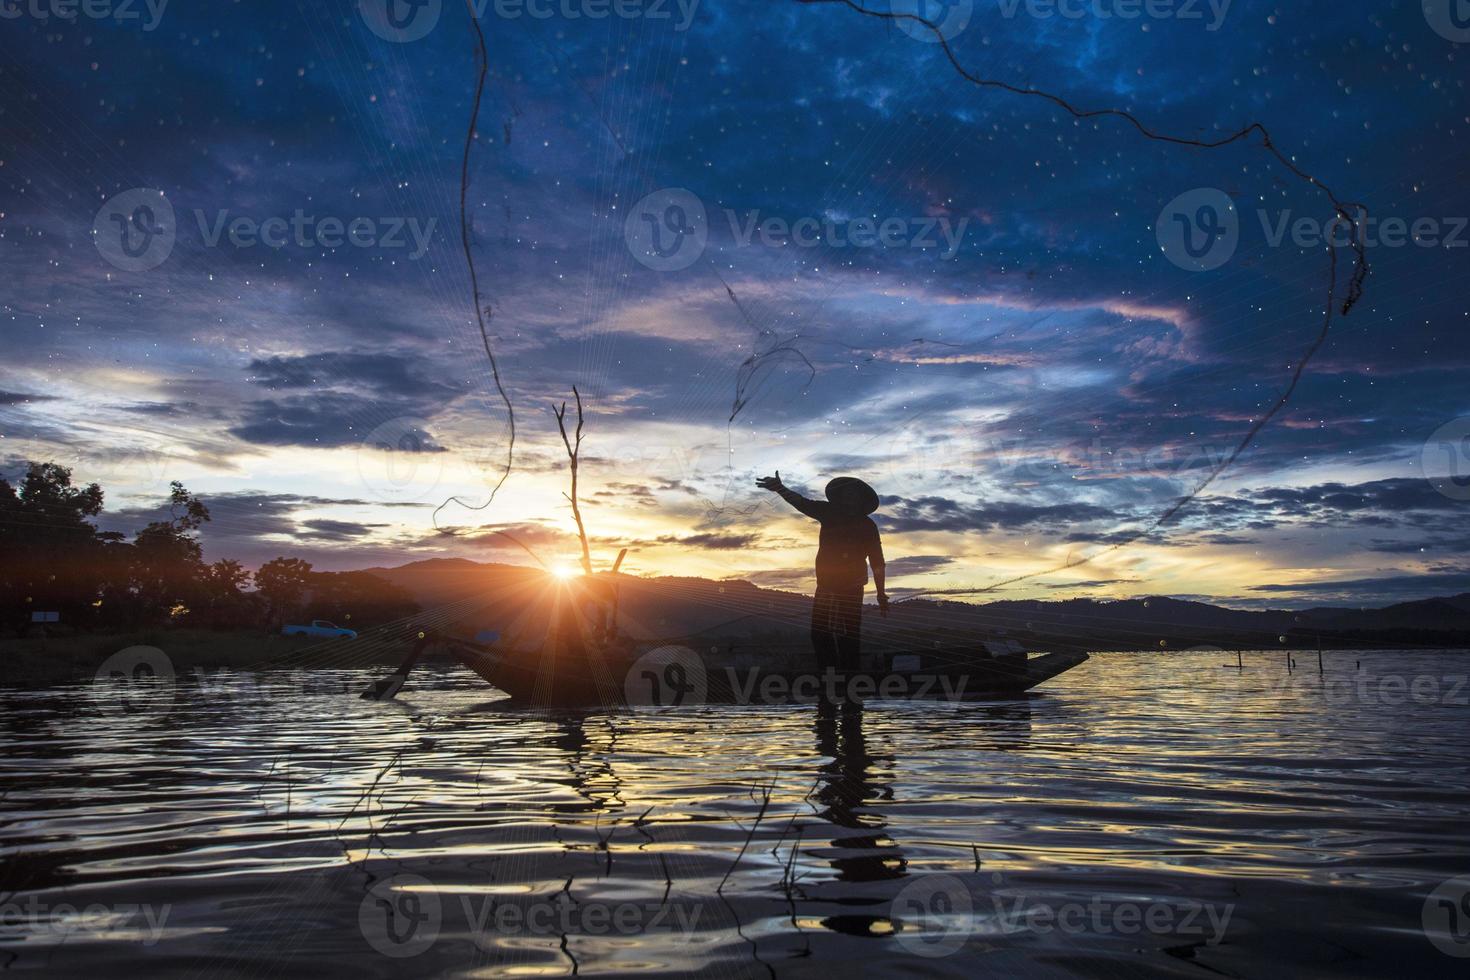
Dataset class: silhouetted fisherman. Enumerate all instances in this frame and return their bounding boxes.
[756,472,887,671]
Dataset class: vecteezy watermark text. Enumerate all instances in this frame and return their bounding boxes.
[624,187,970,271]
[725,210,969,259]
[1255,672,1469,708]
[0,0,168,31]
[996,0,1232,31]
[1258,207,1468,251]
[0,897,172,946]
[358,874,702,958]
[1158,188,1467,272]
[194,209,437,259]
[358,0,698,43]
[464,895,701,951]
[93,188,438,271]
[622,648,975,707]
[891,874,1234,957]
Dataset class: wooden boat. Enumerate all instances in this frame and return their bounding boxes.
[371,629,1087,707]
[363,579,1089,707]
[449,642,1088,707]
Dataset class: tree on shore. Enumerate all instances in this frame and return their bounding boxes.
[306,570,418,631]
[0,462,107,633]
[201,558,259,628]
[254,557,315,628]
[129,481,212,624]
[1,461,419,634]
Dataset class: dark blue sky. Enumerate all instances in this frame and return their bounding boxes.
[1,0,1466,606]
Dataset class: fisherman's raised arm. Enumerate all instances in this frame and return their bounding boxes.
[755,471,829,520]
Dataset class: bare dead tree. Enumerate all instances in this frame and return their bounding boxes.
[552,386,594,576]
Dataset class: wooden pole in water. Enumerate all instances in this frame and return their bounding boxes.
[1317,635,1324,675]
[1237,650,1243,670]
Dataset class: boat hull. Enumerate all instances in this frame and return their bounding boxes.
[445,643,1088,707]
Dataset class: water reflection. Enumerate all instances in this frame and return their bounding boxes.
[2,652,1468,977]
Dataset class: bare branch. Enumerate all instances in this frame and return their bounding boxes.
[551,386,593,576]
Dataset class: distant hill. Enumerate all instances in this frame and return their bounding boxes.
[360,559,1470,653]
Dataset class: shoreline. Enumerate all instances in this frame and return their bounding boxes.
[0,628,407,687]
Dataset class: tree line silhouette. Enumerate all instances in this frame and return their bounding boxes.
[0,462,419,635]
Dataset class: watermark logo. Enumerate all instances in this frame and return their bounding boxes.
[0,896,173,946]
[466,893,702,949]
[359,0,442,42]
[1253,672,1470,709]
[1258,207,1466,251]
[626,188,707,271]
[9,435,173,494]
[194,208,437,259]
[187,667,341,704]
[883,419,965,485]
[724,667,969,705]
[1423,0,1470,43]
[94,190,437,271]
[94,188,176,272]
[91,645,175,714]
[624,645,707,707]
[892,875,974,957]
[889,0,973,43]
[1423,875,1470,957]
[359,875,441,958]
[360,0,699,42]
[990,882,1234,944]
[878,433,1244,488]
[357,417,449,503]
[356,872,703,956]
[727,210,969,258]
[995,0,1232,31]
[486,0,699,29]
[0,0,169,31]
[1156,187,1237,271]
[1420,419,1470,503]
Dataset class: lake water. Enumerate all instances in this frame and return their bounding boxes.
[3,650,1469,977]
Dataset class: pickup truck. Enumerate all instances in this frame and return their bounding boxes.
[282,620,358,639]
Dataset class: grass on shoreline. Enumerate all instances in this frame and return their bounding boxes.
[0,628,407,686]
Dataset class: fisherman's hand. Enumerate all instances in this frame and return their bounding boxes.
[756,471,785,492]
[877,592,890,618]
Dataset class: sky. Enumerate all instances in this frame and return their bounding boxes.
[1,0,1466,608]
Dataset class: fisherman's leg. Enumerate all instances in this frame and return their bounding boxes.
[810,591,839,671]
[834,591,863,672]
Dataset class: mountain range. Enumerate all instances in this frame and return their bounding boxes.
[363,559,1470,653]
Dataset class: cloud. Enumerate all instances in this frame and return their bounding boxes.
[1041,578,1139,590]
[245,352,459,401]
[656,532,761,550]
[744,567,812,590]
[1182,478,1467,534]
[457,522,575,552]
[884,555,955,578]
[115,401,213,418]
[591,482,660,507]
[1249,572,1470,600]
[299,518,386,540]
[229,393,450,449]
[0,390,58,406]
[880,495,1115,533]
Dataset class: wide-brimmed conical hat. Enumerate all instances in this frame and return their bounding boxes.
[825,477,880,515]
